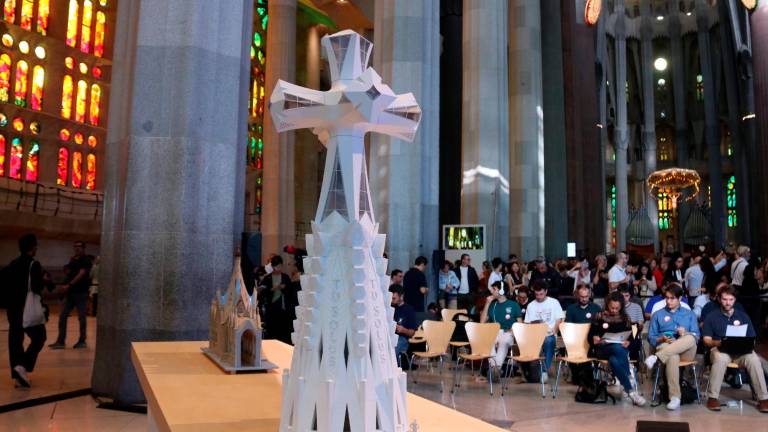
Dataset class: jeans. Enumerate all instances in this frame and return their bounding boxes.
[57,292,88,344]
[7,311,46,377]
[602,343,633,392]
[541,335,556,372]
[395,335,409,367]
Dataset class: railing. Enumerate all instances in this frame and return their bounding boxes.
[0,177,103,220]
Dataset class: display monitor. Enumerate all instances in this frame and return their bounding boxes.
[443,225,484,250]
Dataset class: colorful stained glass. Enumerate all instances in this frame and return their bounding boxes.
[1,33,12,47]
[0,135,5,176]
[80,0,93,53]
[75,79,87,122]
[59,128,70,141]
[56,147,68,185]
[0,53,10,103]
[3,0,14,24]
[0,113,7,127]
[65,56,74,69]
[85,154,95,190]
[30,65,44,111]
[89,84,100,125]
[29,120,39,134]
[74,132,83,144]
[14,60,28,107]
[251,81,258,116]
[17,40,28,53]
[87,135,96,147]
[24,141,38,182]
[66,0,78,47]
[19,0,32,30]
[61,75,73,118]
[79,62,88,74]
[254,32,262,47]
[9,137,22,179]
[94,11,105,57]
[36,0,49,35]
[727,175,737,228]
[12,117,23,131]
[71,151,82,187]
[92,66,102,78]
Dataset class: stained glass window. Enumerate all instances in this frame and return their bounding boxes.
[0,135,5,176]
[66,0,78,47]
[61,75,73,118]
[80,0,93,53]
[14,60,28,107]
[3,0,14,23]
[71,151,82,187]
[19,0,32,30]
[0,53,10,103]
[249,2,267,218]
[727,175,737,228]
[610,184,616,247]
[696,74,703,101]
[89,83,100,125]
[658,189,671,230]
[24,140,38,182]
[75,79,87,122]
[57,147,68,185]
[31,65,44,110]
[85,153,95,190]
[9,137,22,179]
[36,0,49,35]
[94,11,105,57]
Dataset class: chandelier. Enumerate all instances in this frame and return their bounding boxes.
[647,168,701,210]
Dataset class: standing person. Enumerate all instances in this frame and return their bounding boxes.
[403,256,428,313]
[389,284,416,368]
[665,254,686,290]
[453,254,479,311]
[636,262,656,301]
[504,261,525,293]
[730,245,750,291]
[529,257,562,299]
[480,281,522,373]
[684,254,704,302]
[49,241,92,350]
[89,256,100,316]
[390,269,404,286]
[488,258,505,290]
[592,254,610,306]
[3,234,47,387]
[568,261,592,296]
[608,252,630,294]
[258,255,295,344]
[524,280,564,381]
[438,260,460,309]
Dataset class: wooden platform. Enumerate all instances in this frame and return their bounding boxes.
[131,340,506,432]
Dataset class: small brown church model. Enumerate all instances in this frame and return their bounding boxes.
[202,253,277,373]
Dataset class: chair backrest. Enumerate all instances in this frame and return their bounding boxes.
[464,322,500,357]
[441,308,468,322]
[411,323,425,340]
[422,320,456,355]
[511,322,549,359]
[558,322,591,359]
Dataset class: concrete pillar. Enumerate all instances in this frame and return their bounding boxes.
[262,0,296,260]
[640,1,658,253]
[92,0,252,405]
[370,0,440,275]
[613,0,630,252]
[596,6,610,253]
[305,26,321,91]
[750,2,768,255]
[669,0,690,250]
[508,0,544,259]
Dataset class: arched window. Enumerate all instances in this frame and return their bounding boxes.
[19,0,32,30]
[66,0,79,47]
[0,134,5,177]
[696,75,704,102]
[14,60,28,107]
[31,65,44,111]
[25,140,38,182]
[727,175,737,228]
[610,184,616,247]
[3,0,15,24]
[61,75,73,118]
[0,53,11,103]
[36,0,49,35]
[71,151,82,187]
[89,83,100,125]
[57,147,68,185]
[75,79,87,122]
[85,154,95,190]
[658,190,671,230]
[80,0,93,53]
[94,11,105,57]
[9,137,22,179]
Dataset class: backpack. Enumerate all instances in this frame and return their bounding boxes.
[655,378,698,405]
[450,313,471,343]
[575,375,616,404]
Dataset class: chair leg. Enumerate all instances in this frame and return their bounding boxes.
[691,365,702,404]
[553,360,563,399]
[652,363,661,404]
[488,359,495,396]
[411,354,419,384]
[438,355,445,393]
[539,360,546,398]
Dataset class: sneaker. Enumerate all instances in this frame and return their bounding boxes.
[666,397,681,410]
[12,366,30,388]
[706,398,721,411]
[644,354,658,371]
[48,342,66,350]
[628,391,647,407]
[73,341,87,349]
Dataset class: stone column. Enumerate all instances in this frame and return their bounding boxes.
[92,0,252,405]
[508,0,544,259]
[370,0,440,275]
[262,0,296,260]
[613,0,630,252]
[305,26,322,90]
[596,6,610,253]
[640,1,658,253]
[750,2,768,254]
[696,0,726,248]
[669,0,690,250]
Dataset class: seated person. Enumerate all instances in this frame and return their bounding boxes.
[480,281,523,373]
[515,288,531,316]
[565,284,601,324]
[619,286,644,359]
[644,282,690,319]
[702,285,768,413]
[700,285,746,323]
[390,284,417,367]
[694,282,718,320]
[645,283,699,410]
[590,293,646,406]
[524,280,564,382]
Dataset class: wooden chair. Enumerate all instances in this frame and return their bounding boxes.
[441,308,468,323]
[452,322,500,396]
[410,320,456,392]
[552,323,595,398]
[506,322,549,398]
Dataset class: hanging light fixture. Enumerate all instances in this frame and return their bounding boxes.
[741,0,758,10]
[647,168,701,211]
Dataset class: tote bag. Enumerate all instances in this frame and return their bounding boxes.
[23,261,46,328]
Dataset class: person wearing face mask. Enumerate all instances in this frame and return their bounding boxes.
[481,281,522,375]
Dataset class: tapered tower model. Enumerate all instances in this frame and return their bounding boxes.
[269,30,422,432]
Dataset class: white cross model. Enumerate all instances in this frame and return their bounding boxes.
[270,30,421,432]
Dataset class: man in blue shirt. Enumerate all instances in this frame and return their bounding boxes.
[644,284,699,410]
[702,285,768,412]
[390,284,417,368]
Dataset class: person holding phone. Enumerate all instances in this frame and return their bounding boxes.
[481,281,522,374]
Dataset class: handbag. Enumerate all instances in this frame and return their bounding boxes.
[22,261,46,328]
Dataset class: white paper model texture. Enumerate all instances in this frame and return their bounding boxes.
[270,30,422,432]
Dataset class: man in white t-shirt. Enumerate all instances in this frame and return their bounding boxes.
[608,252,630,293]
[731,245,750,288]
[524,280,564,380]
[488,257,504,289]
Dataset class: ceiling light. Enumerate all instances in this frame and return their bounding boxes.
[654,57,668,71]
